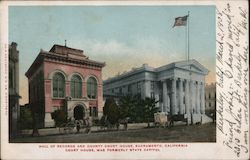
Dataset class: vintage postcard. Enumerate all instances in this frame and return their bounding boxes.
[0,0,249,159]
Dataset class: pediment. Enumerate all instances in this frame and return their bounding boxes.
[179,64,203,72]
[175,59,209,75]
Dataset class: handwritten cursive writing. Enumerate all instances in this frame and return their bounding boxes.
[216,2,249,158]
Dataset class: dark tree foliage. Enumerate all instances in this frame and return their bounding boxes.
[143,97,159,127]
[118,95,136,120]
[118,95,159,124]
[20,107,33,129]
[51,109,67,127]
[103,98,120,125]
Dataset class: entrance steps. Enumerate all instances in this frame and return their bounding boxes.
[192,114,213,124]
[201,114,213,124]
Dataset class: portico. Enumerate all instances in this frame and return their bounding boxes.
[157,60,208,124]
[160,77,206,123]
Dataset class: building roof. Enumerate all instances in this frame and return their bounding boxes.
[104,63,156,84]
[49,44,86,57]
[104,59,209,84]
[25,44,105,78]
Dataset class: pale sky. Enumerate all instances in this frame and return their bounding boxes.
[9,6,216,105]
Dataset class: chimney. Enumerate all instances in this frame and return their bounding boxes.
[11,42,17,50]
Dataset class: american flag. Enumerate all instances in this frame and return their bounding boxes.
[173,15,188,27]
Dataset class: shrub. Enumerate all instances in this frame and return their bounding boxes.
[20,107,33,129]
[51,109,67,127]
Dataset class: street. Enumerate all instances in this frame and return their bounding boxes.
[12,123,216,143]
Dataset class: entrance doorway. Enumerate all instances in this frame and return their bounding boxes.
[73,105,85,120]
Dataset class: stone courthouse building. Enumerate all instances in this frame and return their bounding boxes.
[205,83,216,117]
[26,44,105,127]
[9,42,21,138]
[104,60,212,124]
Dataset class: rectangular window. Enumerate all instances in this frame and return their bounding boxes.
[128,84,132,93]
[150,92,155,99]
[137,82,141,89]
[159,93,163,102]
[137,82,141,94]
[89,107,92,116]
[119,87,122,94]
[151,81,154,90]
[93,107,98,117]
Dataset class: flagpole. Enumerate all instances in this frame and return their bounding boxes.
[186,13,188,61]
[187,11,192,125]
[187,11,190,61]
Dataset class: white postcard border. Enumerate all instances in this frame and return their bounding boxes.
[1,1,249,160]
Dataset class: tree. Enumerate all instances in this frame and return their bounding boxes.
[118,95,159,124]
[133,96,145,123]
[142,97,159,127]
[103,98,120,125]
[51,109,67,127]
[20,106,33,129]
[118,95,136,120]
[118,94,147,123]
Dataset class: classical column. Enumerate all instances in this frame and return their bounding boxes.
[162,80,168,113]
[200,82,205,114]
[144,80,151,98]
[196,82,200,114]
[190,80,196,114]
[171,78,177,115]
[179,79,184,114]
[185,79,190,115]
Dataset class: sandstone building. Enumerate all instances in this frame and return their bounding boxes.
[104,60,212,124]
[25,44,105,128]
[205,83,216,117]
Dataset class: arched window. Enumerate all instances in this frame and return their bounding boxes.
[71,75,82,98]
[87,77,97,99]
[53,72,65,98]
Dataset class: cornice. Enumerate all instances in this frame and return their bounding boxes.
[42,51,105,68]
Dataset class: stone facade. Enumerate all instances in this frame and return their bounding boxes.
[104,60,212,124]
[205,83,216,117]
[25,44,105,128]
[9,42,21,138]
